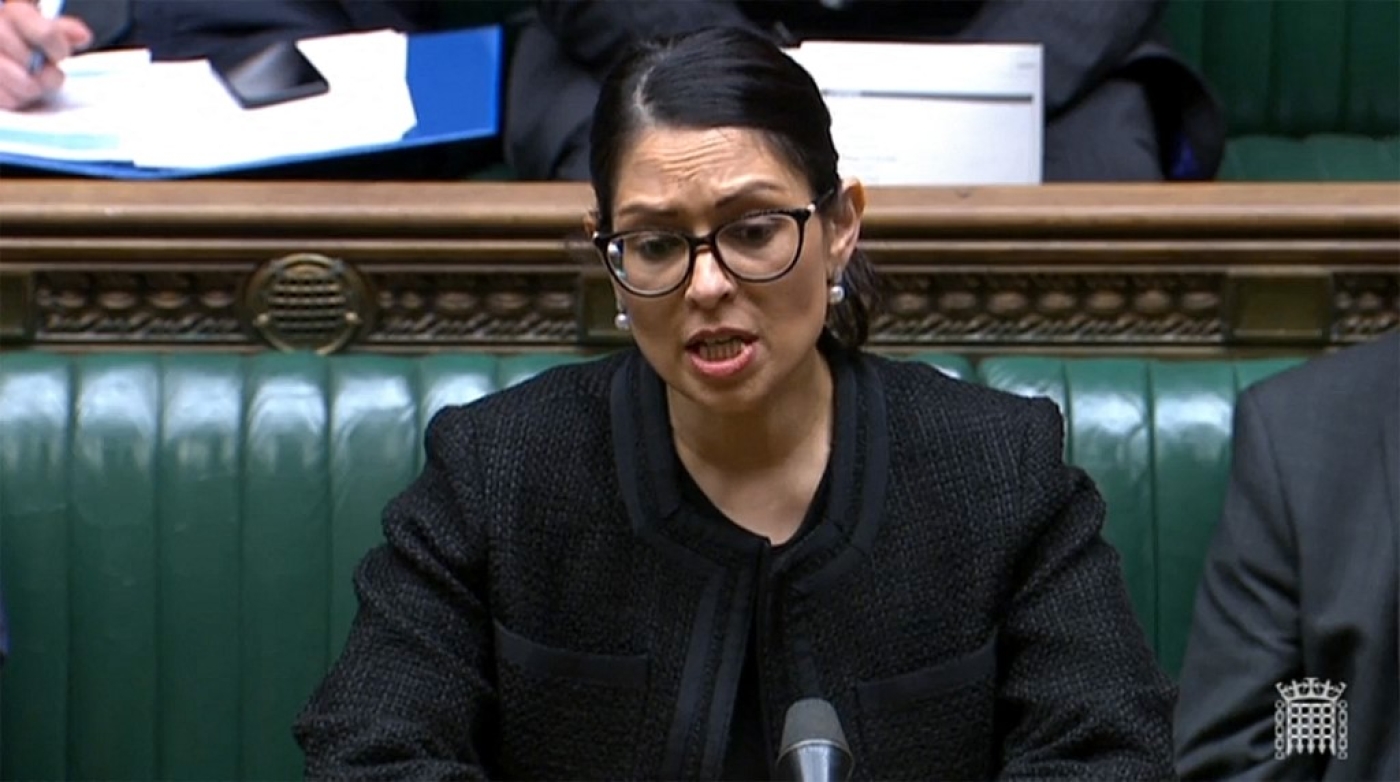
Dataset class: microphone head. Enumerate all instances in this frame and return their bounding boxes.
[780,698,850,754]
[776,698,853,782]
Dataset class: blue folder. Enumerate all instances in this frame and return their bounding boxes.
[0,25,501,179]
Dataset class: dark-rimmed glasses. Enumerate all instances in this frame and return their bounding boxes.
[593,191,834,297]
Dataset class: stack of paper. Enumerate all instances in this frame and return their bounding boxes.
[785,41,1043,185]
[0,29,417,171]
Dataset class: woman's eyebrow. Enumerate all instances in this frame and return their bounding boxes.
[614,181,793,225]
[713,180,788,209]
[614,203,681,224]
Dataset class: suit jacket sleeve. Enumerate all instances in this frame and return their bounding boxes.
[293,408,495,779]
[537,0,758,79]
[957,0,1166,115]
[998,398,1177,779]
[340,0,438,33]
[1173,389,1320,780]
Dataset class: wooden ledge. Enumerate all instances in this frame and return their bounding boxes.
[2,181,1396,239]
[1,180,1396,354]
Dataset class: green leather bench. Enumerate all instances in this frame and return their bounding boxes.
[0,350,1302,780]
[1165,0,1400,181]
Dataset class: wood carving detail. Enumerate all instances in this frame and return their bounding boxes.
[6,181,1398,353]
[365,273,580,344]
[36,271,246,342]
[1334,273,1400,341]
[27,268,1397,350]
[872,273,1224,343]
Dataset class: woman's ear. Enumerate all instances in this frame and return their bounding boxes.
[826,178,865,271]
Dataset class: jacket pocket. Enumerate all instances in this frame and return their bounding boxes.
[852,633,998,781]
[494,620,650,780]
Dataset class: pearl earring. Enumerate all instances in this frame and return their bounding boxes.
[827,282,846,305]
[613,310,631,331]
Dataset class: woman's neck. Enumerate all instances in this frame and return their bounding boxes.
[667,350,834,473]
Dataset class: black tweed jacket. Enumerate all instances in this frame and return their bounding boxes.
[295,348,1176,780]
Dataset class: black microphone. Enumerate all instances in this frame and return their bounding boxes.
[774,698,854,782]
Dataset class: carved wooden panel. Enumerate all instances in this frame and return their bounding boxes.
[34,270,245,344]
[871,272,1226,345]
[2,181,1396,355]
[365,272,581,346]
[1334,273,1400,340]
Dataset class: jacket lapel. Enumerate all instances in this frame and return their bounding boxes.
[787,350,891,596]
[609,350,679,536]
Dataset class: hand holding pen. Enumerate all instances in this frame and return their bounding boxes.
[0,0,91,111]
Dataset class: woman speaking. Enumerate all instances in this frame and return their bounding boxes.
[295,26,1175,781]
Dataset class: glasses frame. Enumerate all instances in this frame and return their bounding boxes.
[593,190,835,298]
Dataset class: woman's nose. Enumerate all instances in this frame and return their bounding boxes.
[685,245,735,305]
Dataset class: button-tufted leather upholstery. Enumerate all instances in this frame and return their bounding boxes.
[0,350,1302,780]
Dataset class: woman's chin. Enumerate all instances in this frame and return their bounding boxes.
[667,367,768,417]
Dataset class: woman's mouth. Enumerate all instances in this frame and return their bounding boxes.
[685,334,757,379]
[694,337,745,362]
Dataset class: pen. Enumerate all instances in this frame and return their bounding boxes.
[25,0,67,76]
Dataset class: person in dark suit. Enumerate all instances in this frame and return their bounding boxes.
[505,0,1224,183]
[294,26,1174,779]
[0,0,434,111]
[1175,332,1400,780]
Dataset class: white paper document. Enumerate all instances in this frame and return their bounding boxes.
[0,29,416,170]
[785,42,1043,185]
[128,30,416,169]
[0,49,149,161]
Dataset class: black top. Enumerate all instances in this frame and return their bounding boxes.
[295,348,1177,780]
[678,462,832,780]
